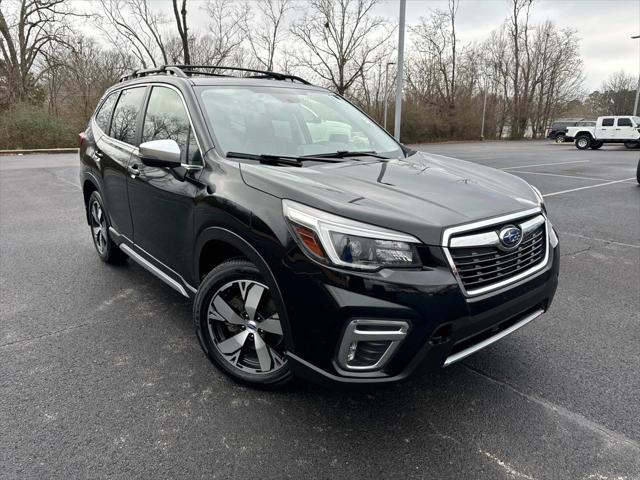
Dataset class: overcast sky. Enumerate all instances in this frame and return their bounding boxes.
[372,0,639,91]
[74,0,639,91]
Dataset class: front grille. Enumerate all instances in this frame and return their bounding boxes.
[450,222,546,292]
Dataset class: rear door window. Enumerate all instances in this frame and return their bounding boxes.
[601,118,614,127]
[94,93,118,133]
[110,87,146,145]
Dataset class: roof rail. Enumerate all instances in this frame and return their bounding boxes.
[119,64,310,85]
[119,65,186,83]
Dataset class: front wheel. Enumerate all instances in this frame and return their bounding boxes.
[636,160,640,184]
[575,135,591,150]
[554,133,566,144]
[194,259,293,388]
[624,141,640,149]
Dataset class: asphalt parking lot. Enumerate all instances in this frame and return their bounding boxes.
[1,140,639,479]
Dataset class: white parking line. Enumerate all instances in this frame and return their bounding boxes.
[511,170,610,182]
[502,160,590,170]
[562,232,640,249]
[544,178,635,197]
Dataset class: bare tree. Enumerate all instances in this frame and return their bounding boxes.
[244,0,291,71]
[291,0,393,96]
[586,71,636,116]
[0,0,77,103]
[172,0,189,64]
[98,0,168,68]
[202,0,248,66]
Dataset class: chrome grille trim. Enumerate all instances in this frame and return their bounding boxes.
[441,208,550,298]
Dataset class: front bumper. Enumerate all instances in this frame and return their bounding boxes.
[277,236,560,386]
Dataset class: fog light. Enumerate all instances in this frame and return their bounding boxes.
[337,319,409,372]
[347,341,358,361]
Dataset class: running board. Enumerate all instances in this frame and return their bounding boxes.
[119,243,189,298]
[444,308,544,367]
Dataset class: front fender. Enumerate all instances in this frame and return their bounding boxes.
[193,226,295,354]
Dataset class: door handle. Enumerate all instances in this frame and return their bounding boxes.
[127,164,140,178]
[615,128,621,130]
[94,149,104,161]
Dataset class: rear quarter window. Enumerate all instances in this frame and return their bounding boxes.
[94,93,118,133]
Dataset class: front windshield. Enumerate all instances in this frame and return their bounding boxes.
[195,85,403,159]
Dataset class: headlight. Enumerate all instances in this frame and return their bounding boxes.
[282,200,422,270]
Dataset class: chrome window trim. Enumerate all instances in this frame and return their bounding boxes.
[92,82,203,164]
[441,208,550,298]
[444,308,544,366]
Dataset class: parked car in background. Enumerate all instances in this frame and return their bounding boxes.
[546,120,595,143]
[567,116,640,150]
[79,65,560,388]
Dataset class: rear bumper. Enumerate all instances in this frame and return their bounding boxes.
[281,240,560,386]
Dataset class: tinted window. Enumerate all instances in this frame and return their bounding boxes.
[110,87,146,145]
[142,86,201,164]
[601,118,614,127]
[197,86,402,158]
[95,93,118,132]
[617,117,632,127]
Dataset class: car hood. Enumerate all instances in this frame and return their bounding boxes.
[239,151,540,245]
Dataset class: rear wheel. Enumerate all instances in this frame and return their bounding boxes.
[87,191,127,264]
[590,141,603,150]
[575,135,591,150]
[194,259,292,388]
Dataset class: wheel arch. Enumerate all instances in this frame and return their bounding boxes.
[574,130,593,140]
[82,173,102,225]
[194,227,294,351]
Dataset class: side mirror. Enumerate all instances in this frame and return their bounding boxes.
[139,139,182,168]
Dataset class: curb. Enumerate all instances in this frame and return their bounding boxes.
[0,148,79,156]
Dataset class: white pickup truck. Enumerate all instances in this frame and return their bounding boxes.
[566,116,640,150]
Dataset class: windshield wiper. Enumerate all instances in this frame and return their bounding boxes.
[227,151,302,167]
[301,150,389,160]
[226,151,346,167]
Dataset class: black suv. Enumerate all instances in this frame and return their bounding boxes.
[546,120,595,143]
[80,65,560,387]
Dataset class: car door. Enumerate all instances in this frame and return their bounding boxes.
[95,86,147,239]
[615,117,635,140]
[127,85,203,280]
[596,117,615,140]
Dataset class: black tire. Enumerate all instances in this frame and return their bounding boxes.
[575,135,591,150]
[194,259,293,388]
[624,141,640,149]
[636,160,640,184]
[554,133,566,144]
[87,191,128,264]
[590,141,603,150]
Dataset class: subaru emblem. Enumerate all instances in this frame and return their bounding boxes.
[498,226,523,249]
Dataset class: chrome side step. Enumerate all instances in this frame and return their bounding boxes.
[119,243,189,298]
[443,308,544,367]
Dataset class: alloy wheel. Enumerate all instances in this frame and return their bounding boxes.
[207,279,287,374]
[90,200,108,254]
